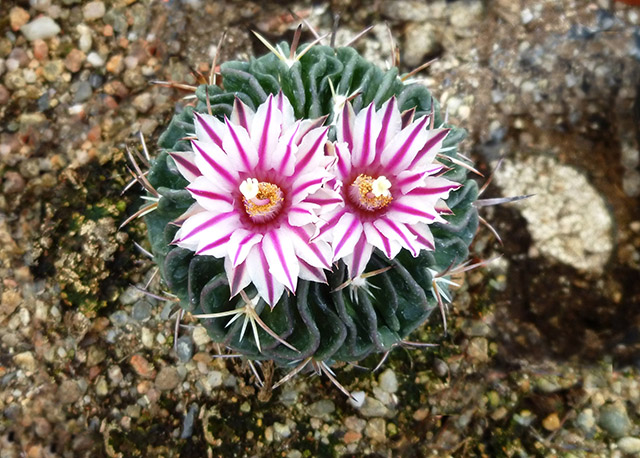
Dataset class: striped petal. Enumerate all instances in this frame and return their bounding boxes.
[408,128,450,170]
[289,225,332,270]
[262,229,300,293]
[332,212,364,261]
[342,237,374,279]
[290,172,325,205]
[405,222,435,252]
[192,140,238,190]
[294,126,330,174]
[230,97,255,130]
[225,257,252,298]
[186,176,234,213]
[375,97,402,154]
[374,218,420,257]
[336,102,355,149]
[170,151,200,182]
[298,259,327,283]
[275,91,295,128]
[352,103,380,168]
[246,247,285,307]
[386,195,438,225]
[251,94,283,169]
[380,115,430,173]
[333,142,353,181]
[223,118,259,172]
[363,222,402,260]
[227,229,263,267]
[194,112,225,148]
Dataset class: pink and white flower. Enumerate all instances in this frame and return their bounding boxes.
[315,98,460,278]
[170,93,340,306]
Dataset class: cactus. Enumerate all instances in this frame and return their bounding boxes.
[141,40,479,369]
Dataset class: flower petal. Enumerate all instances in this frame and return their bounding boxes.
[334,142,353,181]
[246,242,285,306]
[192,140,238,190]
[380,115,430,173]
[363,222,402,259]
[227,229,263,267]
[332,212,364,261]
[186,176,234,213]
[223,117,259,172]
[298,259,327,283]
[251,94,283,169]
[295,126,330,174]
[352,102,381,168]
[225,257,252,297]
[375,97,402,154]
[336,102,355,150]
[409,128,450,170]
[289,224,332,269]
[343,237,373,278]
[262,229,300,293]
[373,218,420,257]
[386,195,438,225]
[405,222,435,251]
[194,112,225,148]
[275,91,295,129]
[230,97,255,131]
[170,151,200,182]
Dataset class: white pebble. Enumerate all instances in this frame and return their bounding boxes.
[20,16,60,41]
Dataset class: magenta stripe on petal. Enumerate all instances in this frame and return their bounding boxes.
[401,107,416,128]
[313,210,345,240]
[230,261,247,296]
[296,128,328,172]
[258,247,276,304]
[406,225,435,250]
[269,233,295,290]
[233,98,250,130]
[299,258,326,283]
[180,212,235,242]
[306,195,343,206]
[334,216,360,256]
[277,124,299,175]
[170,153,200,178]
[358,104,374,167]
[232,232,257,266]
[194,113,223,147]
[187,187,232,203]
[291,225,331,269]
[292,177,323,198]
[380,219,417,256]
[408,183,461,196]
[410,129,450,168]
[375,98,396,154]
[197,233,232,254]
[225,120,253,170]
[350,236,369,276]
[256,98,273,166]
[341,103,353,148]
[391,203,436,221]
[192,142,237,186]
[386,116,429,171]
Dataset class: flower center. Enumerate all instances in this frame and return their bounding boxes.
[240,178,284,223]
[348,174,393,212]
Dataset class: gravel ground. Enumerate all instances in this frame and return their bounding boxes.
[1,0,640,456]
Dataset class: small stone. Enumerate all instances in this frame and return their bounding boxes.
[95,377,108,396]
[308,400,335,418]
[33,40,49,60]
[77,25,92,53]
[207,370,223,388]
[576,408,596,434]
[131,301,152,321]
[73,82,92,103]
[364,418,386,442]
[0,85,9,105]
[176,336,193,362]
[521,9,534,25]
[618,437,640,454]
[64,49,85,73]
[20,17,61,41]
[381,0,431,21]
[359,396,390,418]
[58,380,82,404]
[86,52,105,67]
[273,422,292,439]
[141,328,154,348]
[106,54,124,74]
[42,60,63,82]
[461,320,491,337]
[192,326,211,346]
[107,365,123,384]
[467,337,489,362]
[402,23,441,68]
[542,413,561,431]
[109,310,128,327]
[129,354,154,379]
[13,351,36,372]
[132,92,153,113]
[599,402,632,438]
[155,366,180,391]
[3,171,25,194]
[87,346,106,366]
[433,358,449,377]
[10,7,30,31]
[83,1,106,20]
[379,368,398,394]
[349,391,366,408]
[343,430,362,444]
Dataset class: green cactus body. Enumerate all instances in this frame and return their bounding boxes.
[144,43,478,365]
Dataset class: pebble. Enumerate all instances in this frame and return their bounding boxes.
[542,412,561,431]
[13,351,36,372]
[86,52,105,67]
[349,391,366,408]
[77,25,92,53]
[433,358,449,378]
[132,92,153,113]
[598,402,632,438]
[86,346,106,366]
[132,301,152,321]
[273,422,292,439]
[109,310,128,327]
[176,336,193,362]
[20,17,61,41]
[192,326,211,346]
[308,400,335,418]
[83,1,106,21]
[42,60,63,82]
[467,337,489,362]
[73,82,92,103]
[107,365,123,384]
[129,354,154,379]
[141,328,154,348]
[343,430,362,444]
[106,54,124,74]
[0,85,9,105]
[58,380,82,404]
[155,366,180,391]
[380,0,432,21]
[95,377,108,396]
[402,23,440,68]
[64,49,85,73]
[378,368,398,394]
[359,396,390,418]
[618,437,640,454]
[180,403,198,439]
[364,418,386,442]
[10,7,30,31]
[3,171,25,194]
[207,370,223,388]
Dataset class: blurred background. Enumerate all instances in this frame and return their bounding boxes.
[1,0,640,456]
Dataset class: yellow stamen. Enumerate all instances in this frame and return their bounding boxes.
[351,174,393,211]
[240,179,284,221]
